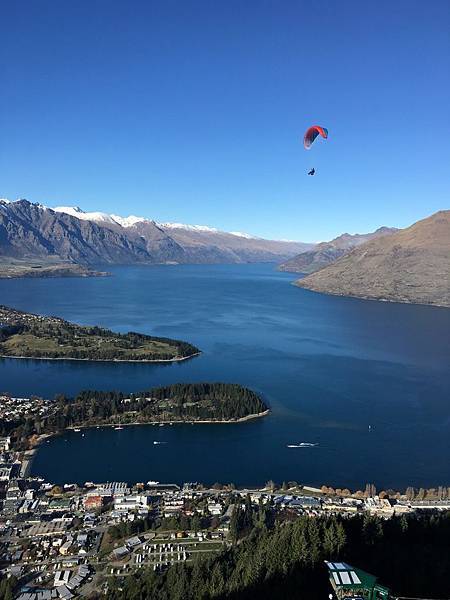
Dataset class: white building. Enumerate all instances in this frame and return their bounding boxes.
[114,494,149,512]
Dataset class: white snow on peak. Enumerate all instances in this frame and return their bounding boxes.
[110,214,147,227]
[157,222,220,233]
[53,206,149,227]
[229,231,258,239]
[53,206,119,225]
[0,198,11,204]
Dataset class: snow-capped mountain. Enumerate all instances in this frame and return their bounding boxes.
[0,199,313,266]
[53,205,258,238]
[158,222,219,233]
[54,206,121,226]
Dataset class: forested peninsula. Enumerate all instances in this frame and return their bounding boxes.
[0,305,199,362]
[2,383,269,448]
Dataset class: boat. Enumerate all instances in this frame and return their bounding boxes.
[147,480,160,486]
[287,442,318,448]
[114,426,124,431]
[158,423,165,427]
[73,428,81,432]
[153,441,166,445]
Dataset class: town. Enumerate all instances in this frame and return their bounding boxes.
[1,395,450,599]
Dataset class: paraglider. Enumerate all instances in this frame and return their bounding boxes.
[303,125,328,150]
[303,125,328,175]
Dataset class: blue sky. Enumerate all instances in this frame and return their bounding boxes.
[1,0,449,241]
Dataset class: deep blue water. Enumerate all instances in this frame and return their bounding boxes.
[1,264,449,490]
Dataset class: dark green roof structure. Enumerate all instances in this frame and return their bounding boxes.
[326,561,391,600]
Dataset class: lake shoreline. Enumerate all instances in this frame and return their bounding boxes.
[0,351,201,364]
[293,281,450,309]
[64,409,270,430]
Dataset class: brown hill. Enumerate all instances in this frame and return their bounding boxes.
[279,227,397,274]
[296,211,450,307]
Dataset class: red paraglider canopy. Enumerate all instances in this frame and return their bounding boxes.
[303,125,328,150]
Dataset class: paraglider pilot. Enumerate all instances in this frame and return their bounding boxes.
[308,168,315,176]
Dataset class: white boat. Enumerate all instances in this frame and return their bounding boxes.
[159,423,165,427]
[73,428,81,432]
[287,442,318,448]
[153,441,166,445]
[114,426,124,430]
[147,480,160,486]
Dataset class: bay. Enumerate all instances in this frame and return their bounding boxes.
[0,264,449,490]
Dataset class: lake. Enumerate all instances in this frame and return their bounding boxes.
[1,263,449,490]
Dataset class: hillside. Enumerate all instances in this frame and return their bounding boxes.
[0,199,311,268]
[0,305,199,362]
[279,227,397,274]
[296,211,450,307]
[0,258,108,279]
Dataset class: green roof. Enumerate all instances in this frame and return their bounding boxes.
[326,561,378,589]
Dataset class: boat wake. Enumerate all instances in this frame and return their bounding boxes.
[287,442,318,448]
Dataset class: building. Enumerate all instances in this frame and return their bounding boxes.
[0,436,11,451]
[113,546,129,559]
[326,561,391,600]
[0,466,13,481]
[54,569,71,587]
[84,494,109,509]
[59,541,73,555]
[207,502,223,515]
[114,494,149,512]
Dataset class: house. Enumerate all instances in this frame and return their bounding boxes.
[59,541,73,556]
[126,536,142,548]
[113,546,129,559]
[83,494,105,509]
[54,569,71,587]
[207,502,223,516]
[57,586,74,600]
[0,437,11,451]
[76,533,88,546]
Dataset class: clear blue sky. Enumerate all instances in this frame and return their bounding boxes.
[1,0,449,241]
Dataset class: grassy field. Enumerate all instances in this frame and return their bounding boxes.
[1,332,181,361]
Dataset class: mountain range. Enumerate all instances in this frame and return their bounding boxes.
[278,227,398,274]
[296,210,450,308]
[0,199,312,267]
